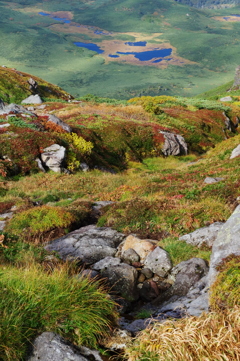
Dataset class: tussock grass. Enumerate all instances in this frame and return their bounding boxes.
[126,306,240,361]
[0,263,116,361]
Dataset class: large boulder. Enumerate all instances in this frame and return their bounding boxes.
[27,332,103,361]
[153,257,208,304]
[21,94,42,104]
[47,114,72,133]
[208,205,240,286]
[40,144,66,173]
[230,144,240,159]
[0,102,35,115]
[143,246,172,277]
[161,131,188,156]
[101,263,139,301]
[179,222,224,248]
[45,225,125,265]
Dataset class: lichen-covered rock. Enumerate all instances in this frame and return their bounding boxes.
[27,332,103,361]
[208,205,240,286]
[179,222,224,248]
[101,263,139,301]
[45,225,125,265]
[47,114,72,133]
[161,131,188,156]
[143,246,172,277]
[40,144,66,173]
[121,248,140,264]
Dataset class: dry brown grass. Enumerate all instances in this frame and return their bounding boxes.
[126,307,240,361]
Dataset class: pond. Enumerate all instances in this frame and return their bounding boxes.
[38,12,71,23]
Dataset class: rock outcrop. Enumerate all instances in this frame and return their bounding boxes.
[230,144,240,159]
[21,94,42,104]
[161,131,188,156]
[40,144,67,173]
[47,114,72,133]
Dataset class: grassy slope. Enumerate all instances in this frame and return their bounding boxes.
[0,74,240,360]
[0,0,240,98]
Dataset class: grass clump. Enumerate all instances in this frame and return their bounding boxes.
[210,255,240,312]
[0,264,116,361]
[5,205,75,243]
[126,306,240,361]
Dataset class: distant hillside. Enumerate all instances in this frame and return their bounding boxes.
[175,0,240,8]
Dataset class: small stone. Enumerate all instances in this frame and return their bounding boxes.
[122,248,140,264]
[141,268,153,279]
[138,274,146,283]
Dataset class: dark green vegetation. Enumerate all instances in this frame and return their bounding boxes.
[0,72,240,360]
[0,264,116,360]
[0,0,240,98]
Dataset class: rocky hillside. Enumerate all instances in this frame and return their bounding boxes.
[0,71,239,361]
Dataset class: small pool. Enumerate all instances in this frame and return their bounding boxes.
[39,12,71,23]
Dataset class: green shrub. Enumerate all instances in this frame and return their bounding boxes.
[0,264,117,360]
[5,206,75,243]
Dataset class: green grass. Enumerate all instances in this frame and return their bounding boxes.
[0,264,117,361]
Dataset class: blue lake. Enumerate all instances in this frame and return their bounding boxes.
[125,41,147,46]
[109,54,120,58]
[74,42,104,54]
[117,48,172,61]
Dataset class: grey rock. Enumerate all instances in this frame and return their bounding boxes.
[179,222,224,248]
[0,211,13,220]
[101,263,139,301]
[47,114,72,133]
[0,123,10,128]
[161,131,188,156]
[41,144,66,173]
[220,96,233,102]
[21,94,42,104]
[28,77,38,92]
[0,103,35,116]
[28,332,103,361]
[204,177,224,184]
[80,163,89,172]
[0,221,6,231]
[144,246,172,277]
[230,144,240,159]
[45,225,125,265]
[92,256,121,271]
[121,248,140,264]
[208,204,240,286]
[169,258,209,296]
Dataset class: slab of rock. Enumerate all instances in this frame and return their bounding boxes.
[41,144,66,173]
[230,144,240,159]
[144,246,172,277]
[0,103,35,115]
[47,114,72,133]
[28,332,103,361]
[161,131,188,156]
[117,235,157,262]
[179,222,224,248]
[101,263,139,301]
[21,94,42,104]
[45,225,125,265]
[0,123,10,128]
[204,177,224,184]
[208,204,240,286]
[121,248,140,264]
